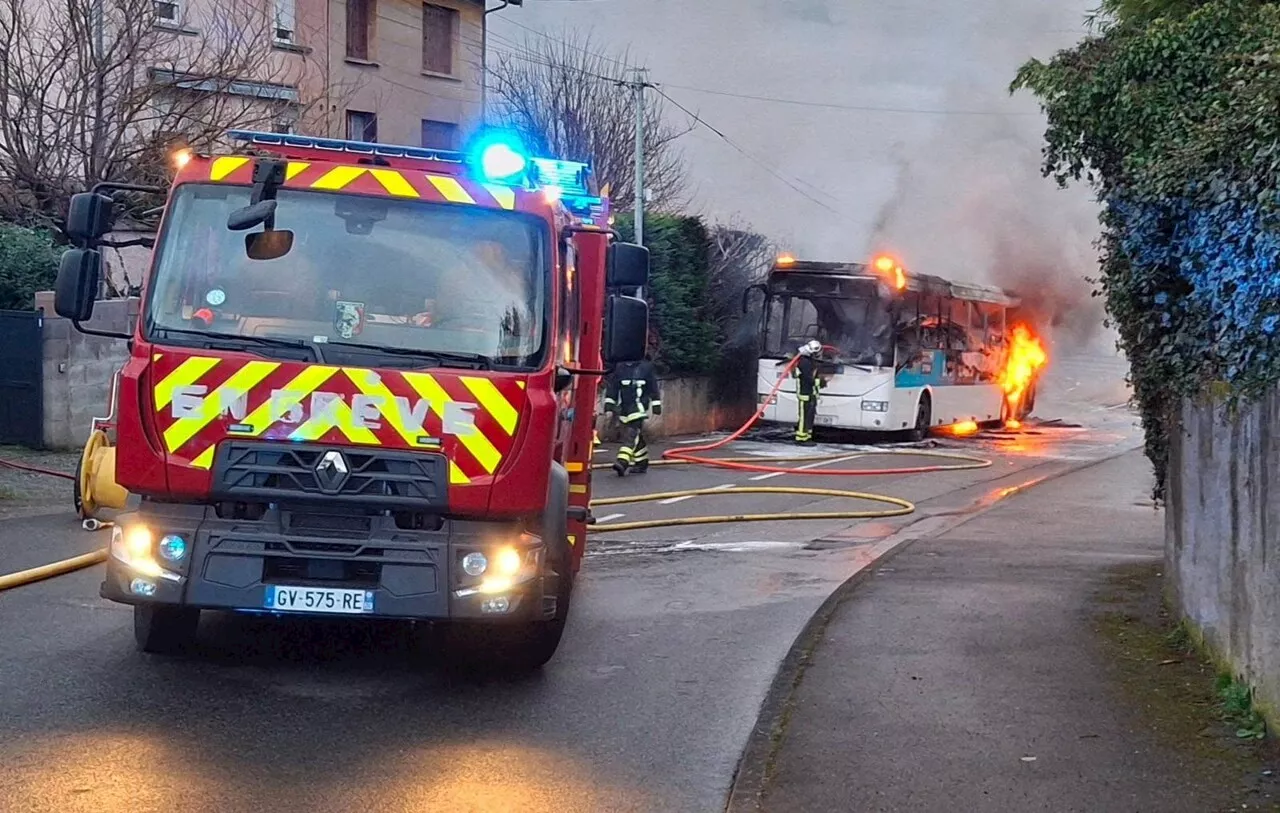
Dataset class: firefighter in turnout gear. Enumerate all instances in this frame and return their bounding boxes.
[793,340,824,446]
[604,358,662,476]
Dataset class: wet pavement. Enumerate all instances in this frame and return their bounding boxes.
[0,350,1139,812]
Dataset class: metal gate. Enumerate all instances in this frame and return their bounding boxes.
[0,310,43,447]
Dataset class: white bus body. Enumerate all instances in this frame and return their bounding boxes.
[750,260,1028,437]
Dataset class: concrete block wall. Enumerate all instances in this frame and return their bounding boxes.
[1166,388,1280,717]
[596,376,755,441]
[34,293,136,449]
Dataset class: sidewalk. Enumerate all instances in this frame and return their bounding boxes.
[754,451,1278,812]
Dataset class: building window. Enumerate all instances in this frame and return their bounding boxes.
[273,0,295,45]
[422,3,457,75]
[346,0,374,61]
[153,0,179,22]
[346,110,377,142]
[420,119,458,151]
[273,119,296,135]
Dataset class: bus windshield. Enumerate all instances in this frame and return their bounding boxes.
[763,288,896,367]
[144,184,550,369]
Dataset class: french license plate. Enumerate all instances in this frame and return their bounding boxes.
[816,415,837,426]
[264,585,375,615]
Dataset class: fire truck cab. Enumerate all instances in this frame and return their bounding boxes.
[54,130,649,671]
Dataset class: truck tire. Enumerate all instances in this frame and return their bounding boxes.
[432,465,574,673]
[134,605,199,654]
[72,450,83,517]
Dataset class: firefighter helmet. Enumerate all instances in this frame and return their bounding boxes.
[798,340,822,357]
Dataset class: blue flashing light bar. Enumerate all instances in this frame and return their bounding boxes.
[529,157,591,197]
[227,129,597,200]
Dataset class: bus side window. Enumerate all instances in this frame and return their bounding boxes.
[895,291,923,368]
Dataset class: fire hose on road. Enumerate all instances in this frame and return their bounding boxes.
[0,356,992,590]
[588,354,990,533]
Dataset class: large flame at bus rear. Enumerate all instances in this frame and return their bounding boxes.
[998,324,1047,426]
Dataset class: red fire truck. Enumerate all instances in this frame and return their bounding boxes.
[54,130,650,670]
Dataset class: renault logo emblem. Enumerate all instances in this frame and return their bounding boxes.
[314,450,350,492]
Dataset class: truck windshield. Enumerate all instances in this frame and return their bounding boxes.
[144,183,550,369]
[763,289,895,367]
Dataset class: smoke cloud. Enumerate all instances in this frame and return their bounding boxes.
[868,107,1107,352]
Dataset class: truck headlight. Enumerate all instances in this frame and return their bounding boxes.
[461,551,488,576]
[861,400,889,413]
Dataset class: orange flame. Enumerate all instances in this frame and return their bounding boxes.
[872,254,907,290]
[999,325,1048,426]
[939,420,979,437]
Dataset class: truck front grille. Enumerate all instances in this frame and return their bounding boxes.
[210,441,449,510]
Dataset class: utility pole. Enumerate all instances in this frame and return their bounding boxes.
[628,67,649,245]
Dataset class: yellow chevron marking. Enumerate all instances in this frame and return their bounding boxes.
[341,369,471,483]
[238,365,339,435]
[568,534,577,547]
[461,377,518,435]
[163,361,279,452]
[152,353,161,362]
[483,184,516,210]
[448,462,470,484]
[190,446,216,470]
[210,156,250,181]
[153,356,221,411]
[370,169,420,198]
[286,161,311,180]
[570,484,587,494]
[517,381,526,389]
[566,462,584,473]
[344,368,425,446]
[288,396,379,445]
[312,165,367,191]
[425,175,475,204]
[402,372,501,474]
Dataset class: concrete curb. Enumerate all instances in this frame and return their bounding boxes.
[722,445,1145,813]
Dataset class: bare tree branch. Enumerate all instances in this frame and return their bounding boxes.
[485,29,690,212]
[0,0,358,229]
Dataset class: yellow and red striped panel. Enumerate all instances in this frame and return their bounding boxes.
[150,352,526,485]
[204,156,519,210]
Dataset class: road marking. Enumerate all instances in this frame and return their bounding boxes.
[748,454,862,481]
[661,483,737,503]
[597,513,626,523]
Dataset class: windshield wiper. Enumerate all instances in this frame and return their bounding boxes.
[322,341,491,369]
[153,327,323,362]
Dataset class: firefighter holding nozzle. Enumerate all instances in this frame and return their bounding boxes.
[604,358,662,476]
[792,339,826,446]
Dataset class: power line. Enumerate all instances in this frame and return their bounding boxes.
[652,87,848,217]
[659,82,1042,117]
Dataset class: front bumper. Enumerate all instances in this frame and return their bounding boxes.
[101,503,554,623]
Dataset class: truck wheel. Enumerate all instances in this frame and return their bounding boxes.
[134,605,199,654]
[72,450,84,517]
[905,394,931,443]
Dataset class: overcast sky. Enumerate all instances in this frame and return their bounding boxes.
[490,0,1110,348]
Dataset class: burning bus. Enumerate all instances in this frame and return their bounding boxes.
[744,255,1046,440]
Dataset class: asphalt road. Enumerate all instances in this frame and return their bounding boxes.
[0,350,1137,813]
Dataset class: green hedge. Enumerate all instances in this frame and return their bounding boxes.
[0,224,60,310]
[1012,0,1280,499]
[613,213,718,377]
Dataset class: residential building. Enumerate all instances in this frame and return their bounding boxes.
[292,0,489,150]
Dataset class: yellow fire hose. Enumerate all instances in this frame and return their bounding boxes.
[0,549,107,592]
[0,448,985,590]
[587,449,990,533]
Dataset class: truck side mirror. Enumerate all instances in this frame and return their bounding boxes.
[603,294,648,363]
[606,242,649,288]
[65,192,116,245]
[54,248,102,322]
